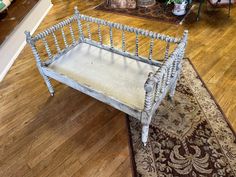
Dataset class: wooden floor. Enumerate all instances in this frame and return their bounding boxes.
[0,0,39,45]
[0,0,235,176]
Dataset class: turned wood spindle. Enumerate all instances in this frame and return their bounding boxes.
[135,32,139,56]
[61,28,68,48]
[122,29,126,52]
[86,22,92,40]
[98,23,102,44]
[109,26,113,48]
[42,37,53,60]
[69,24,76,45]
[164,42,170,61]
[74,7,84,40]
[52,32,61,53]
[148,37,154,60]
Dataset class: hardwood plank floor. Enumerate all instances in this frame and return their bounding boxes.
[0,0,40,45]
[0,0,235,176]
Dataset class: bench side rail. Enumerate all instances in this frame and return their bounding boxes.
[142,30,188,124]
[25,14,80,67]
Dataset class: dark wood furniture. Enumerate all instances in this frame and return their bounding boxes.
[197,0,232,21]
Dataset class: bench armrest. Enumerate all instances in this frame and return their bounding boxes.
[142,30,188,124]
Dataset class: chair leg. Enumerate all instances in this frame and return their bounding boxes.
[142,124,150,146]
[197,0,204,21]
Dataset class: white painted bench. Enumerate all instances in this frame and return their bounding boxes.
[25,7,188,145]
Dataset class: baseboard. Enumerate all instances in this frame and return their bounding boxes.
[0,0,53,82]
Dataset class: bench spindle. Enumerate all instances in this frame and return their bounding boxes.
[135,32,139,56]
[98,23,102,45]
[144,73,155,112]
[109,26,113,48]
[52,32,61,53]
[69,24,76,45]
[148,38,154,60]
[161,72,167,93]
[164,41,170,61]
[155,82,161,101]
[42,37,53,60]
[74,7,84,40]
[86,22,92,40]
[171,60,177,77]
[166,67,172,85]
[122,29,126,52]
[61,28,69,48]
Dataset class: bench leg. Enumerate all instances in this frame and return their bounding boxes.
[142,124,150,146]
[38,69,54,96]
[43,75,55,96]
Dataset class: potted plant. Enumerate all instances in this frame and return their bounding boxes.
[167,0,188,16]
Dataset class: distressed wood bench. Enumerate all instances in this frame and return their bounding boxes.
[25,7,188,145]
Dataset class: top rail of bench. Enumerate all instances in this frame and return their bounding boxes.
[29,7,181,44]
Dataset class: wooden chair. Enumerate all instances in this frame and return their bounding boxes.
[197,0,232,21]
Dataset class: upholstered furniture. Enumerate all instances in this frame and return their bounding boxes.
[25,7,188,145]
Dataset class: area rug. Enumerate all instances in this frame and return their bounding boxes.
[128,59,236,177]
[95,2,194,24]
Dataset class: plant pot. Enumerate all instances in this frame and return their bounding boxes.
[172,1,187,16]
[0,0,11,13]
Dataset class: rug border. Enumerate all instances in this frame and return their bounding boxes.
[186,58,236,138]
[126,57,236,177]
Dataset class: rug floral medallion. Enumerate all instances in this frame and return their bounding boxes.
[128,59,236,177]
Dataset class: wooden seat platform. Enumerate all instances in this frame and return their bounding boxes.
[48,43,159,110]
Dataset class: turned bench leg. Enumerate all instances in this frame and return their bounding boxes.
[24,31,55,97]
[125,114,150,146]
[142,124,150,146]
[42,75,55,96]
[168,73,179,100]
[169,80,177,100]
[38,68,55,96]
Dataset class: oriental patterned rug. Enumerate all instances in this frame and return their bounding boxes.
[127,59,236,177]
[95,2,195,24]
